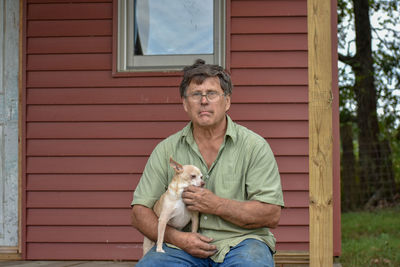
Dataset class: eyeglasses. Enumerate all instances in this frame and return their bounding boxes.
[185,91,226,103]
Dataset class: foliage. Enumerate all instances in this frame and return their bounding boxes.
[341,208,400,266]
[338,0,400,128]
[391,126,400,183]
[338,0,400,209]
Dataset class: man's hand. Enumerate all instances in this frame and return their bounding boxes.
[182,186,222,214]
[132,205,217,258]
[177,232,217,258]
[182,186,281,229]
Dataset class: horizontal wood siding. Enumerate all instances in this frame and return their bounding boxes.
[230,0,309,253]
[23,0,309,260]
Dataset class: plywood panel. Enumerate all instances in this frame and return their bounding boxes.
[1,0,19,249]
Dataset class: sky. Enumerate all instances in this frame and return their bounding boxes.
[135,0,214,55]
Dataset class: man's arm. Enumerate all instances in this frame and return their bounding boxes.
[182,186,281,229]
[131,204,217,257]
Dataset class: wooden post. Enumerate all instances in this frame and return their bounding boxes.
[308,0,333,266]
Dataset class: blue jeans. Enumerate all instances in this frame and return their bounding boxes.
[135,238,274,267]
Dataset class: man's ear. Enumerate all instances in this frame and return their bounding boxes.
[225,95,231,112]
[183,98,188,113]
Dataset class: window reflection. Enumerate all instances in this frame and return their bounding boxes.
[134,0,214,56]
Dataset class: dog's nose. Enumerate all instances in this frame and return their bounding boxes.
[200,181,205,187]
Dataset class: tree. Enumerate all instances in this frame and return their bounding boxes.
[338,0,400,210]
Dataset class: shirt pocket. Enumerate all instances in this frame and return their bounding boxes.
[213,161,246,201]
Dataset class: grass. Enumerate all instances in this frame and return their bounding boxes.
[341,207,400,267]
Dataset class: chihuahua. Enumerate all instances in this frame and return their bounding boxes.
[142,158,205,255]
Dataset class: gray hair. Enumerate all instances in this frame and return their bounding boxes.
[179,59,233,98]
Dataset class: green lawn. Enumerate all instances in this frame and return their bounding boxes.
[341,207,400,267]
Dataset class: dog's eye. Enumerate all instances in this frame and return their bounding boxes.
[191,175,196,179]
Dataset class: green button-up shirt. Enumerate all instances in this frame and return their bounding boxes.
[131,115,284,262]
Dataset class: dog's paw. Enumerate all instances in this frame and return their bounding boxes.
[156,247,166,253]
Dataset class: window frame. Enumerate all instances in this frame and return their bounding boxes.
[117,0,226,72]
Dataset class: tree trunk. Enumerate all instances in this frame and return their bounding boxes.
[340,122,359,211]
[352,0,380,206]
[352,0,397,208]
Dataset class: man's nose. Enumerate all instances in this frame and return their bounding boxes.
[200,94,209,104]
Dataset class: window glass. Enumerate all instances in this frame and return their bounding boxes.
[134,0,213,56]
[117,0,225,72]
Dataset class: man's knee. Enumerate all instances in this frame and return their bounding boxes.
[136,244,208,267]
[223,239,274,267]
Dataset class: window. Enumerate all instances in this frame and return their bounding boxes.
[117,0,225,72]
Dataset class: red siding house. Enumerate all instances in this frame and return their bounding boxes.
[17,0,340,265]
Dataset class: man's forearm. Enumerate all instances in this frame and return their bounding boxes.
[214,198,281,229]
[183,186,281,229]
[131,204,183,245]
[131,204,217,258]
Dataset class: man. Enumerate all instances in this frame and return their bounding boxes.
[131,59,284,267]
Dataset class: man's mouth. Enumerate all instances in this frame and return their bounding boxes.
[199,110,212,116]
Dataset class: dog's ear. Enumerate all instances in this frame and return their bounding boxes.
[170,157,184,173]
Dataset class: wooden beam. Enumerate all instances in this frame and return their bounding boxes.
[274,251,309,266]
[308,0,333,266]
[0,247,22,260]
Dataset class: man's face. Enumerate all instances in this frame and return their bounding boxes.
[183,77,231,129]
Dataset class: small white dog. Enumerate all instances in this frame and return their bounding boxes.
[142,158,205,255]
